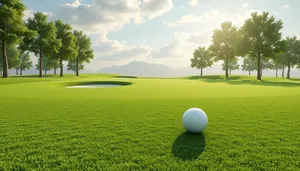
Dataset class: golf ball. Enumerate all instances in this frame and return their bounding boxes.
[182,108,208,133]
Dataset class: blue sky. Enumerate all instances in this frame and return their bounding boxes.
[21,0,300,71]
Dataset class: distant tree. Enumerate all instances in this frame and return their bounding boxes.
[281,36,300,79]
[0,0,28,78]
[239,12,283,80]
[73,30,94,76]
[19,52,32,75]
[67,60,84,74]
[273,52,287,77]
[241,56,256,76]
[1,46,20,74]
[190,46,213,76]
[53,20,78,77]
[209,21,237,80]
[222,58,239,75]
[35,57,55,75]
[24,12,62,78]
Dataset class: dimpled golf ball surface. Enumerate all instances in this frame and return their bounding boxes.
[182,108,208,133]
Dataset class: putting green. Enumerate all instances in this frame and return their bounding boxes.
[0,74,300,170]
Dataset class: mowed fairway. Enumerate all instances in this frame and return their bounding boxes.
[1,74,300,170]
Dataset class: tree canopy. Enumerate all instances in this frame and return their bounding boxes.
[0,0,28,77]
[209,21,237,80]
[73,30,94,76]
[190,46,213,76]
[239,12,283,80]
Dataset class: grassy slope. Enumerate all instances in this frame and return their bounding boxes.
[0,74,300,170]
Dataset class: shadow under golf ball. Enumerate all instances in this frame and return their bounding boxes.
[172,132,206,161]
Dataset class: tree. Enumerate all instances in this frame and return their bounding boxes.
[209,21,237,80]
[241,56,256,76]
[0,46,20,72]
[24,12,61,78]
[35,56,59,75]
[54,20,78,77]
[281,36,300,79]
[19,52,32,75]
[73,30,94,76]
[0,0,28,78]
[222,58,239,75]
[239,12,283,80]
[67,59,84,74]
[190,46,213,76]
[273,52,287,77]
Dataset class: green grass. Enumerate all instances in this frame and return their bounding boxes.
[1,74,300,170]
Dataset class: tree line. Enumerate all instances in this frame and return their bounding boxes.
[0,0,94,78]
[191,12,300,80]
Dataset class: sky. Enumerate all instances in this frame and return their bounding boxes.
[21,0,300,72]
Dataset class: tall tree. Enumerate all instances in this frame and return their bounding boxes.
[73,30,94,76]
[24,12,61,78]
[19,52,32,75]
[239,12,283,80]
[209,21,237,80]
[35,56,55,75]
[67,59,84,74]
[281,36,300,79]
[0,0,28,78]
[54,20,78,77]
[190,46,213,76]
[222,58,239,75]
[0,46,20,72]
[241,56,256,76]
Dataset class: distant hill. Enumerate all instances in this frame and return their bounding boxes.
[99,61,300,78]
[99,61,200,77]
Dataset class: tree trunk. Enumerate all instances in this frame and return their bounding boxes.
[287,62,291,79]
[76,57,79,76]
[276,68,278,77]
[200,66,203,76]
[249,69,251,76]
[16,68,19,75]
[39,50,43,78]
[225,58,229,80]
[257,54,261,80]
[60,57,63,77]
[282,65,285,77]
[1,41,9,78]
[20,69,23,76]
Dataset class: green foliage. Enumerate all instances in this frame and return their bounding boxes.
[221,58,239,74]
[19,52,32,72]
[67,60,84,72]
[241,56,256,75]
[0,0,28,77]
[240,11,283,80]
[24,12,62,77]
[209,21,237,79]
[73,30,94,76]
[0,46,20,69]
[190,46,213,76]
[55,20,78,77]
[35,57,57,73]
[1,75,300,170]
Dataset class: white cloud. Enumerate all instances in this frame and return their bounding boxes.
[51,0,173,34]
[23,10,53,21]
[151,32,211,60]
[142,0,173,19]
[166,10,220,27]
[165,9,262,27]
[189,0,198,6]
[92,34,153,61]
[242,3,248,8]
[283,5,290,8]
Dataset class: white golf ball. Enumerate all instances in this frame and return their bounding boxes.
[182,108,208,133]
